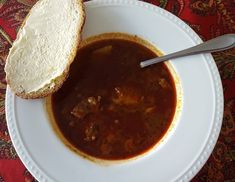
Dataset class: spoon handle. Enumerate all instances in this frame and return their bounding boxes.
[140,34,235,68]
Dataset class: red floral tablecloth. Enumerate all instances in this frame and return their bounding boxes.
[0,0,234,182]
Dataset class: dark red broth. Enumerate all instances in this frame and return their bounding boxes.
[51,37,176,160]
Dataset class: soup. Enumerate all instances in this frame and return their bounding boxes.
[49,33,177,160]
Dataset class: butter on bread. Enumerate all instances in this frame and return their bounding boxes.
[4,0,85,99]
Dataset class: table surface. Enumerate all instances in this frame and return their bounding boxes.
[0,0,235,182]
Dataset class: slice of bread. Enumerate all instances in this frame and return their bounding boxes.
[5,0,85,99]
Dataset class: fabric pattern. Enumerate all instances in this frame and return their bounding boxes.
[0,0,234,181]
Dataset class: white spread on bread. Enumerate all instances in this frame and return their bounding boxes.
[5,0,84,98]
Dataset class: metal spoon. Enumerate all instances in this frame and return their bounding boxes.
[140,34,235,68]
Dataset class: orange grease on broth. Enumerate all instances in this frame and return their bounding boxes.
[48,33,177,160]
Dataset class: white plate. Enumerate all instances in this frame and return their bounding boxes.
[6,0,224,182]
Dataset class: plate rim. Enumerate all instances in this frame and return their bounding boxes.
[5,0,224,182]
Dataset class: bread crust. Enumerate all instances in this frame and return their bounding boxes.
[5,0,85,99]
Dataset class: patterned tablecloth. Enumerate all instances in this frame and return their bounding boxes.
[0,0,235,181]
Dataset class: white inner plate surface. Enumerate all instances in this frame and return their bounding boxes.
[6,1,224,182]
